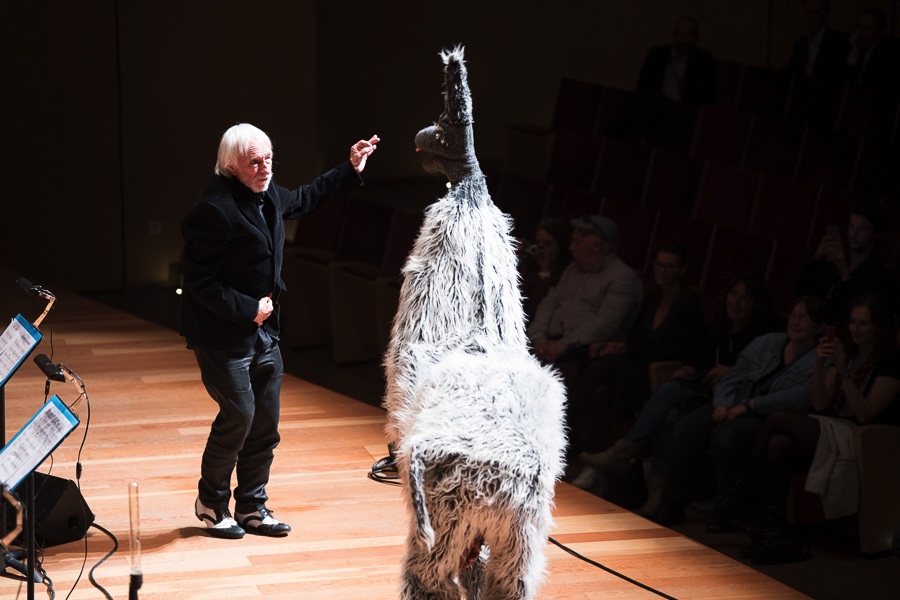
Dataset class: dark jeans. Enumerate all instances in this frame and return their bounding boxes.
[664,402,764,501]
[194,343,283,513]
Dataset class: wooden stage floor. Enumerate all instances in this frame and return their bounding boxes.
[0,280,809,599]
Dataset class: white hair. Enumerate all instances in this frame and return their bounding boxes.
[214,123,272,177]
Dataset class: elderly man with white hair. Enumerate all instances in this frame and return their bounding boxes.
[181,123,378,539]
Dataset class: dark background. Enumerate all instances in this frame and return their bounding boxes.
[1,0,894,291]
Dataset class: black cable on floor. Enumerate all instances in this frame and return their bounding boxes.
[368,454,400,486]
[86,522,119,600]
[548,536,678,599]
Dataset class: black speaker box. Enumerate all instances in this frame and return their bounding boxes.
[6,472,95,547]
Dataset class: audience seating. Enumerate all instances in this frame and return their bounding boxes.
[767,241,814,315]
[785,75,847,132]
[749,173,818,243]
[641,147,703,216]
[593,137,652,202]
[282,195,349,348]
[491,62,900,558]
[546,186,601,222]
[293,198,389,361]
[737,65,794,120]
[796,129,863,189]
[700,226,774,301]
[853,136,900,198]
[600,197,656,273]
[493,173,550,241]
[713,59,745,110]
[329,206,421,364]
[808,185,861,247]
[690,105,753,165]
[854,424,900,554]
[552,78,606,133]
[595,86,633,137]
[642,98,698,153]
[741,115,806,177]
[693,161,761,232]
[547,130,603,191]
[839,84,900,141]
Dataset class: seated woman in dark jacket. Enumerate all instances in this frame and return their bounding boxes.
[567,242,707,488]
[574,272,780,511]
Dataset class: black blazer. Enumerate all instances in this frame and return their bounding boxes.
[180,161,362,354]
[853,37,900,91]
[785,28,851,80]
[636,44,717,106]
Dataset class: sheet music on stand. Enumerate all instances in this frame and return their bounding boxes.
[0,314,43,387]
[0,395,79,491]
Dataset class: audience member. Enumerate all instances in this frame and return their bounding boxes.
[651,296,828,527]
[567,242,707,490]
[528,215,643,393]
[606,16,716,142]
[796,202,897,328]
[636,16,717,105]
[574,272,780,513]
[727,293,900,563]
[518,218,572,324]
[784,0,851,80]
[846,6,900,91]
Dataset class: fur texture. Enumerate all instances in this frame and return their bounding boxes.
[383,46,567,600]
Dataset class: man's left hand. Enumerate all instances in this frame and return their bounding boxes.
[351,135,380,173]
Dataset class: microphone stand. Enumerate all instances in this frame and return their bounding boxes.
[128,481,142,600]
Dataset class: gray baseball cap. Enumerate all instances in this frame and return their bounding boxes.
[570,214,617,243]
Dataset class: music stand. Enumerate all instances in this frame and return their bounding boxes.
[0,282,56,599]
[0,396,79,594]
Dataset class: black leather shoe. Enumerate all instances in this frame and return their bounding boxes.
[195,497,245,539]
[235,507,292,537]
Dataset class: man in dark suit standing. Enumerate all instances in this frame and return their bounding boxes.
[784,0,851,80]
[606,16,715,143]
[181,123,378,539]
[847,6,900,92]
[635,16,717,106]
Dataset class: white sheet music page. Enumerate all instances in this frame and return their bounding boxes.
[0,395,79,490]
[0,314,43,387]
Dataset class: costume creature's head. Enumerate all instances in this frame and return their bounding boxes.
[414,46,480,185]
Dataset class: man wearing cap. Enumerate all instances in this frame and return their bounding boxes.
[528,214,643,391]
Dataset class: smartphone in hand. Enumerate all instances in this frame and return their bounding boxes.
[822,325,836,342]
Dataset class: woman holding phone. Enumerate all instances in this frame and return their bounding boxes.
[718,293,900,558]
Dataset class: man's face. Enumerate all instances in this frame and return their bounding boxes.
[803,0,828,35]
[231,141,273,193]
[856,14,883,50]
[847,214,879,252]
[569,229,605,268]
[672,18,699,55]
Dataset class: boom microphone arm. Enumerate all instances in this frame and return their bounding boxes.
[16,278,56,328]
[32,354,86,408]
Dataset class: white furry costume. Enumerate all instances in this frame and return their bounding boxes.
[383,46,567,600]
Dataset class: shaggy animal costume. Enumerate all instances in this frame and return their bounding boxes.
[383,46,567,600]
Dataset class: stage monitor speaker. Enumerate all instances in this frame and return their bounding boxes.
[28,472,94,547]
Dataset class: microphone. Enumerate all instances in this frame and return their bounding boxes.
[34,354,66,382]
[16,277,55,300]
[17,277,40,298]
